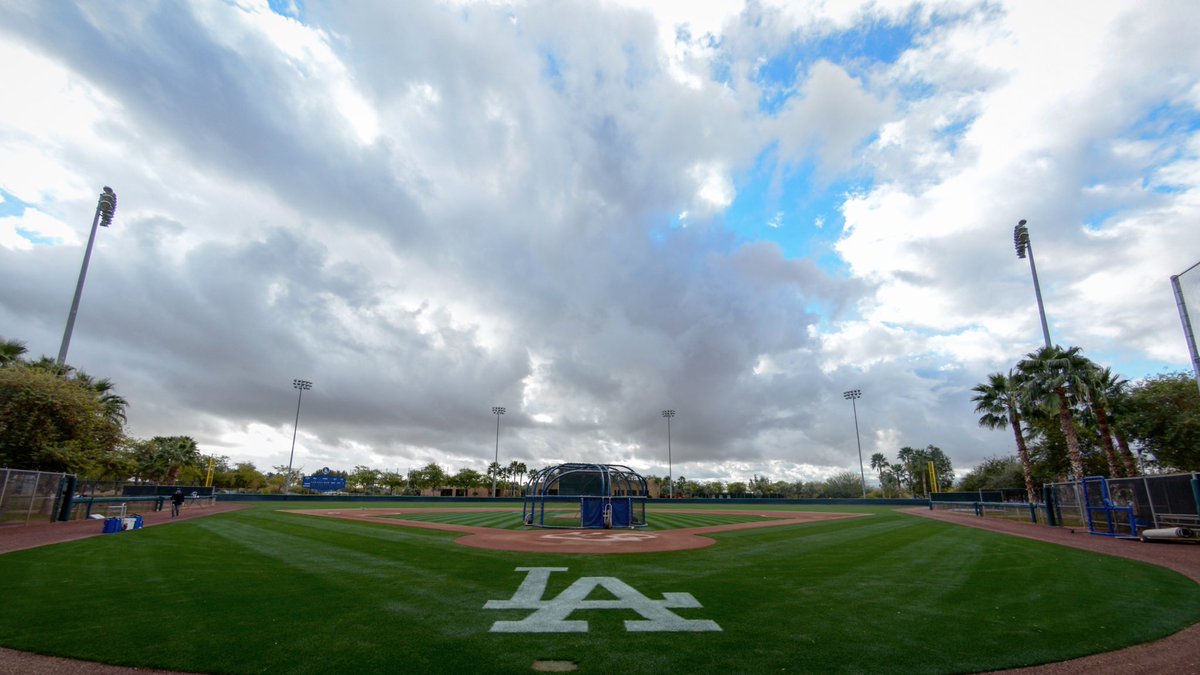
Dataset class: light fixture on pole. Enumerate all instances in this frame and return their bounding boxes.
[661,410,675,499]
[491,407,505,498]
[57,186,117,366]
[284,379,312,496]
[843,389,866,498]
[1014,219,1052,349]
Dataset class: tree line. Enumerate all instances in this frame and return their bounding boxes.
[970,345,1200,502]
[0,338,218,485]
[6,335,1197,499]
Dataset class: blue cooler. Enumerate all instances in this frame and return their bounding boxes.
[102,517,122,534]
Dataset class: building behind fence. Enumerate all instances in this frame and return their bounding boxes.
[0,468,74,526]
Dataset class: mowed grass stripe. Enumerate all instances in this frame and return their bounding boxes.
[387,509,764,531]
[647,513,764,530]
[390,510,526,530]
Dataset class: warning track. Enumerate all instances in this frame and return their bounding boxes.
[289,508,865,554]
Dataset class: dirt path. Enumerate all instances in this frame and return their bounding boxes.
[0,501,248,555]
[289,507,863,553]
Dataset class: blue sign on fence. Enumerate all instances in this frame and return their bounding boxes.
[302,467,346,492]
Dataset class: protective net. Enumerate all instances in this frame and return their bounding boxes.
[1174,263,1200,368]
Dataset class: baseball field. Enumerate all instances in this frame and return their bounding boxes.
[1,502,1198,674]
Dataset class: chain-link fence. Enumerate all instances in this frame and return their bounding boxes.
[1042,473,1199,533]
[929,473,1199,536]
[930,488,1030,503]
[0,468,71,526]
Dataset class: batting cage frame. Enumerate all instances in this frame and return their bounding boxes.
[522,463,648,529]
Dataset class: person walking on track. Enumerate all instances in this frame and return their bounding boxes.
[170,489,185,517]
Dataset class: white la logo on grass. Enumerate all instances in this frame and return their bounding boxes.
[484,567,721,633]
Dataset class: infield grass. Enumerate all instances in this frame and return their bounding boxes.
[387,508,765,530]
[1,503,1197,674]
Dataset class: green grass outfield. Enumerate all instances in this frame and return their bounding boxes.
[2,503,1198,674]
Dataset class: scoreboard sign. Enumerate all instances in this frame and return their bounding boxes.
[302,467,347,492]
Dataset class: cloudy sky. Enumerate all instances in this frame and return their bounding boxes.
[2,0,1198,486]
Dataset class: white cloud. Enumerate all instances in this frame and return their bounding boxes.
[0,0,1196,487]
[0,208,78,250]
[689,161,736,214]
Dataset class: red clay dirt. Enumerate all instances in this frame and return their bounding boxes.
[0,501,248,555]
[1,504,1197,674]
[288,507,863,553]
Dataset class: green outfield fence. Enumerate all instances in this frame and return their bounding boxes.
[62,494,219,521]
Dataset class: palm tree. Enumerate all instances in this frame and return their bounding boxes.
[869,452,890,497]
[508,460,528,496]
[27,355,72,377]
[972,371,1038,502]
[1080,366,1126,477]
[74,372,129,425]
[150,436,201,485]
[0,338,28,365]
[487,462,502,496]
[1016,346,1093,481]
[1095,370,1139,475]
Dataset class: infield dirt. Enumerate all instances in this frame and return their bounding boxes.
[289,507,864,553]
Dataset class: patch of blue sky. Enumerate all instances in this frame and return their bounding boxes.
[267,0,304,21]
[720,153,863,276]
[541,49,565,91]
[752,16,923,115]
[896,79,936,102]
[1,190,68,246]
[14,228,59,246]
[1124,102,1200,194]
[1150,183,1186,195]
[1082,207,1119,232]
[709,53,733,89]
[0,189,27,217]
[935,117,973,153]
[1090,351,1189,381]
[1133,100,1200,139]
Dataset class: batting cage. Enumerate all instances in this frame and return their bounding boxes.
[522,463,648,529]
[1043,472,1200,536]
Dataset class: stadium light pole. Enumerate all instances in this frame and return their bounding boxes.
[1014,219,1052,349]
[492,407,505,498]
[284,379,312,496]
[843,390,866,498]
[57,186,117,366]
[1171,260,1200,396]
[661,410,675,499]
